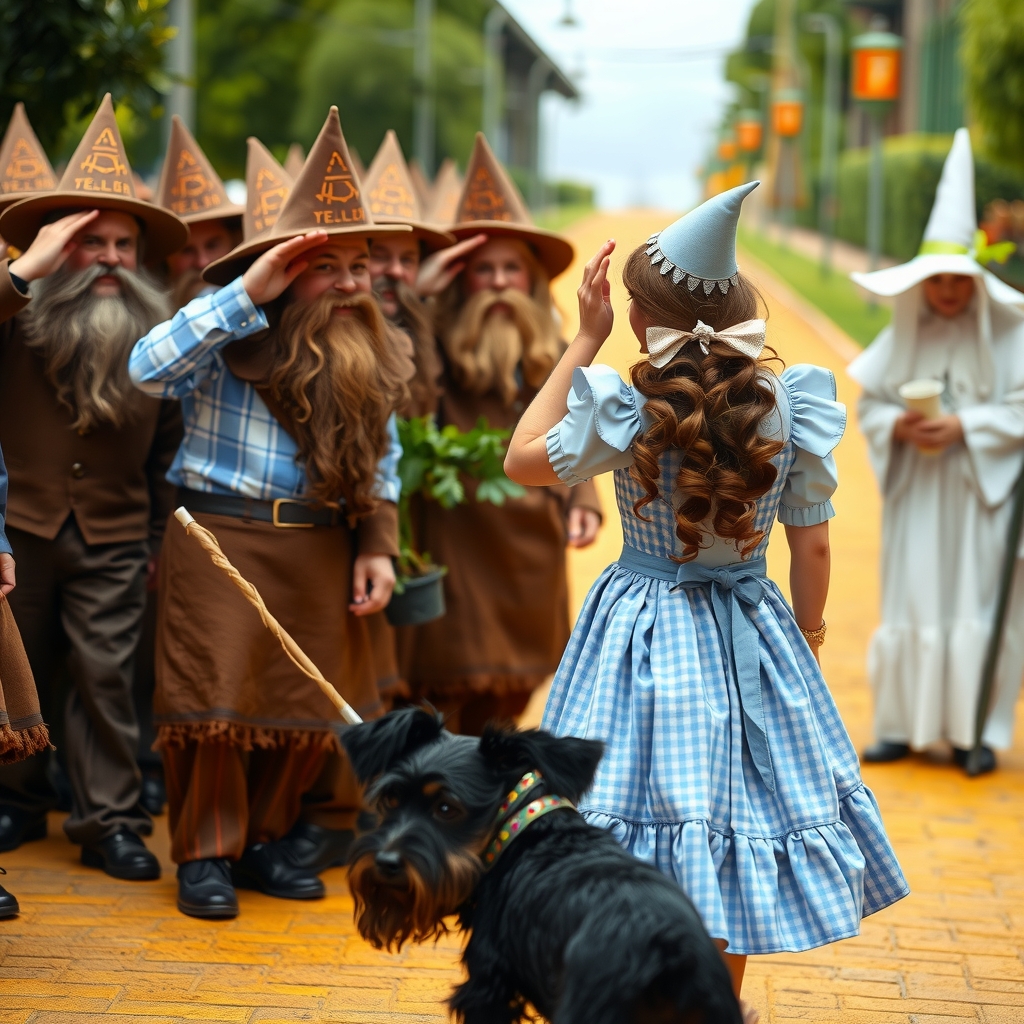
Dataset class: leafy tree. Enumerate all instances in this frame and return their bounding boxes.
[961,0,1024,170]
[196,0,486,179]
[294,0,483,172]
[0,0,175,161]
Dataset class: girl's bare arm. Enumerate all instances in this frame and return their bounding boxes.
[505,240,615,486]
[785,521,830,659]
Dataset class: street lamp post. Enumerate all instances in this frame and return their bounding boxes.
[413,0,435,175]
[805,12,842,276]
[772,88,804,244]
[851,27,903,272]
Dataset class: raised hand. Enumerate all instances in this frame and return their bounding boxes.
[8,209,99,282]
[416,233,488,297]
[241,231,328,306]
[577,239,615,346]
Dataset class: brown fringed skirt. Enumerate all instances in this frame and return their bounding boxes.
[0,594,49,764]
[154,511,383,752]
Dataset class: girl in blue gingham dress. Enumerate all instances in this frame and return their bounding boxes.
[505,213,908,991]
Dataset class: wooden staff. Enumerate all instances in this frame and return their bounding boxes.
[967,463,1024,776]
[173,507,362,726]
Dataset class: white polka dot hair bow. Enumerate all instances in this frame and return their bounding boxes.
[645,319,767,368]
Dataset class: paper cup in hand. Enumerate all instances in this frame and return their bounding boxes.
[898,379,944,419]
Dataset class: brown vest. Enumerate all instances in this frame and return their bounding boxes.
[0,263,182,545]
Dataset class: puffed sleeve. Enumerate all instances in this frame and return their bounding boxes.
[778,364,847,526]
[545,365,645,486]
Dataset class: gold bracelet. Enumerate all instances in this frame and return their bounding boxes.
[800,619,827,647]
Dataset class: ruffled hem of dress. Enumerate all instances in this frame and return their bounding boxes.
[0,723,52,765]
[546,424,587,486]
[581,784,908,956]
[154,721,342,753]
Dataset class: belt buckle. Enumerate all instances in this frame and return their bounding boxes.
[272,497,314,528]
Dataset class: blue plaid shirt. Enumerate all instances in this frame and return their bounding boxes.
[129,277,401,503]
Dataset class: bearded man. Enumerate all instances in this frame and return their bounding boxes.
[157,116,244,312]
[130,107,412,920]
[399,134,602,734]
[0,95,187,880]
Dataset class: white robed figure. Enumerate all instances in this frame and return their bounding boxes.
[849,129,1024,771]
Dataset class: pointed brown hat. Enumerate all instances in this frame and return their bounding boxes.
[243,137,293,241]
[284,143,305,181]
[362,130,453,251]
[156,115,244,225]
[424,158,462,227]
[204,106,410,285]
[0,103,58,214]
[448,133,573,278]
[0,94,187,260]
[408,157,432,211]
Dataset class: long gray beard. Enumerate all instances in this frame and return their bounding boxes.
[21,263,171,431]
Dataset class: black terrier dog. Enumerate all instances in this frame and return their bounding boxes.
[342,707,742,1024]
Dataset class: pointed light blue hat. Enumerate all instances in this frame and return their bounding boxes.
[646,180,759,295]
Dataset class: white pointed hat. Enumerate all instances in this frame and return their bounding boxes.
[852,129,1021,305]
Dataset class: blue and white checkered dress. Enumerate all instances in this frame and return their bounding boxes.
[542,362,908,955]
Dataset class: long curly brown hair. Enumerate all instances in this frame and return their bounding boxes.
[622,243,783,562]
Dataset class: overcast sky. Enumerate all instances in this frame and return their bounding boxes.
[503,0,760,213]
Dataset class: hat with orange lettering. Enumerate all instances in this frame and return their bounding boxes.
[243,137,293,241]
[156,115,244,227]
[0,94,188,260]
[447,133,573,279]
[0,103,58,214]
[423,158,462,228]
[204,106,410,285]
[361,130,453,252]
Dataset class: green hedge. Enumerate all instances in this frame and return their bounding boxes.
[835,133,1024,261]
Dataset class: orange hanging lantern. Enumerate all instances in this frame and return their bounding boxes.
[736,112,763,153]
[851,31,902,103]
[772,90,803,138]
[717,136,737,162]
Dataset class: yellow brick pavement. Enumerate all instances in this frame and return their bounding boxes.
[1,211,1022,1022]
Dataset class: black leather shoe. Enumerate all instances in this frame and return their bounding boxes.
[953,745,997,776]
[231,842,325,900]
[281,823,354,874]
[0,806,46,853]
[81,830,161,880]
[0,868,18,919]
[177,858,238,919]
[862,741,911,763]
[140,775,166,816]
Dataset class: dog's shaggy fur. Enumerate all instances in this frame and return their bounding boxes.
[343,707,741,1024]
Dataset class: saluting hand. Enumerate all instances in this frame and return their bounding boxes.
[577,239,615,347]
[242,231,329,306]
[8,210,99,283]
[416,233,488,297]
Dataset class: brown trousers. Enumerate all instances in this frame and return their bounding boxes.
[0,518,150,845]
[164,738,361,864]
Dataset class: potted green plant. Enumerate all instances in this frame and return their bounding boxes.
[386,415,526,627]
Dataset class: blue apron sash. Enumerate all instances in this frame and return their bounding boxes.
[617,543,776,793]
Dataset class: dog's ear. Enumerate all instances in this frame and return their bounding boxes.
[341,706,445,784]
[478,727,604,804]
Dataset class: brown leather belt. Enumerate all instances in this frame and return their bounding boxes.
[177,488,344,528]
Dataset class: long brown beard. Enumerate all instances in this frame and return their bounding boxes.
[439,287,561,407]
[267,291,410,514]
[21,263,171,432]
[375,277,441,417]
[169,267,209,311]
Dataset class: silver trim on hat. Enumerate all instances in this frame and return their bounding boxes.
[646,232,739,294]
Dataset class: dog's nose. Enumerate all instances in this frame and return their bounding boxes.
[374,850,404,877]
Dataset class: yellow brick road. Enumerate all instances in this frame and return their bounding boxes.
[1,211,1023,1022]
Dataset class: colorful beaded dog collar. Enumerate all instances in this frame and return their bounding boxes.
[481,771,575,868]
